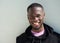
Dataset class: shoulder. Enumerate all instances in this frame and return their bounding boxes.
[44,23,60,39]
[16,33,26,40]
[16,33,27,43]
[53,31,60,42]
[53,32,60,38]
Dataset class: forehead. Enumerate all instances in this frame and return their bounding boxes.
[28,7,44,15]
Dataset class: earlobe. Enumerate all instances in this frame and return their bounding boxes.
[27,16,29,20]
[27,16,28,19]
[43,12,45,16]
[44,13,45,16]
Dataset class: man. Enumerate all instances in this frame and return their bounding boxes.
[16,3,60,43]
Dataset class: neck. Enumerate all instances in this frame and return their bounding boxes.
[32,24,44,33]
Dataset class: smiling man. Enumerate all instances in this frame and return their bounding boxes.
[27,5,45,33]
[16,3,60,43]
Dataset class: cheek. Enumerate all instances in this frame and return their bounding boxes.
[40,16,44,20]
[28,19,32,23]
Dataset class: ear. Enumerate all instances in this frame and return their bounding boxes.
[44,12,45,16]
[27,14,29,19]
[43,11,45,16]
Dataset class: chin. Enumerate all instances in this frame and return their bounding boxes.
[33,27,40,30]
[32,25,40,30]
[32,24,42,30]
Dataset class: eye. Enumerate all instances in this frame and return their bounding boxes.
[36,14,40,17]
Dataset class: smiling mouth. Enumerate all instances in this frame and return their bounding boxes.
[34,22,39,25]
[32,21,40,24]
[32,21,40,25]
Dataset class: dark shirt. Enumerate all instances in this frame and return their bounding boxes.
[16,23,60,43]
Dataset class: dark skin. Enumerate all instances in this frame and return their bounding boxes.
[27,7,45,32]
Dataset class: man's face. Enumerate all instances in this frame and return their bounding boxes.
[28,7,45,30]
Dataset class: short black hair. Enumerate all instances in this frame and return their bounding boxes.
[27,3,44,12]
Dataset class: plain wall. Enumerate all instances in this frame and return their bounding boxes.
[0,0,60,43]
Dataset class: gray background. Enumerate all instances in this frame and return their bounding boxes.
[0,0,60,43]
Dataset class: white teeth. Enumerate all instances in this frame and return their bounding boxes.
[34,22,39,25]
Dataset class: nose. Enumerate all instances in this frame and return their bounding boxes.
[34,17,42,22]
[35,17,39,21]
[34,17,40,22]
